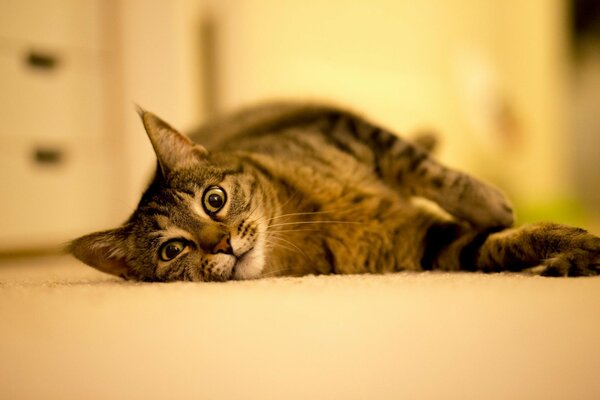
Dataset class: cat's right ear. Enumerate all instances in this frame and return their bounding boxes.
[69,228,132,279]
[136,106,208,176]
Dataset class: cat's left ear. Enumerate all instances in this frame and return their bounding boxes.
[137,106,207,176]
[69,228,133,279]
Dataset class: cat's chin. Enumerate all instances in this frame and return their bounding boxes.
[231,247,264,280]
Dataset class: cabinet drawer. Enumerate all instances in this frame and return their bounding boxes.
[0,0,115,251]
[0,44,105,142]
[0,137,112,250]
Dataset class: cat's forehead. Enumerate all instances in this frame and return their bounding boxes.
[133,161,248,224]
[168,154,243,188]
[167,165,225,190]
[139,171,219,210]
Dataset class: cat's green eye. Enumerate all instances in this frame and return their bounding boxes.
[159,239,187,262]
[203,186,227,214]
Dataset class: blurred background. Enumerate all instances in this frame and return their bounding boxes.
[0,0,598,254]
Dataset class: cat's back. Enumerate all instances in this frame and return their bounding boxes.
[191,101,378,177]
[188,101,353,151]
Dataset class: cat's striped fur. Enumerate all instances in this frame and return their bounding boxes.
[70,102,600,280]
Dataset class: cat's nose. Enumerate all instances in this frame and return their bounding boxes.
[212,234,233,255]
[198,225,233,255]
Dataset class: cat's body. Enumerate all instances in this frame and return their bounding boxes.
[70,102,600,280]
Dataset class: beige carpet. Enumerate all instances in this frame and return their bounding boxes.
[1,255,599,400]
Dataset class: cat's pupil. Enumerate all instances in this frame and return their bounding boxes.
[166,243,182,258]
[161,241,185,261]
[203,186,227,214]
[208,193,223,208]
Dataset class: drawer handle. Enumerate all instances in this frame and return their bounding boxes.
[33,147,65,166]
[26,51,59,70]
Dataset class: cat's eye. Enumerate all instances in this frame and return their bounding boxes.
[203,186,227,214]
[159,239,187,261]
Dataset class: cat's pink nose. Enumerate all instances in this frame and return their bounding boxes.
[212,235,233,255]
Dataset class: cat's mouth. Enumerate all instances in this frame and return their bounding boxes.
[230,249,250,278]
[230,247,262,280]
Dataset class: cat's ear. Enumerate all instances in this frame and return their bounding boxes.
[69,228,132,279]
[136,106,207,176]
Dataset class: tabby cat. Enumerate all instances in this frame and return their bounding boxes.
[70,102,600,281]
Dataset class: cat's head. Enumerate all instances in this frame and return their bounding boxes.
[70,109,272,281]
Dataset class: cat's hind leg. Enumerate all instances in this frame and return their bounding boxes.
[409,156,514,229]
[342,115,514,229]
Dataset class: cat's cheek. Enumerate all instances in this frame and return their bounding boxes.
[206,254,237,281]
[231,237,250,256]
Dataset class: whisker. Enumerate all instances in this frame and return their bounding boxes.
[265,210,338,222]
[244,196,272,228]
[277,187,301,211]
[263,239,299,255]
[264,203,366,223]
[268,220,363,229]
[246,199,262,219]
[260,266,290,278]
[268,235,311,260]
[247,195,268,221]
[266,228,320,234]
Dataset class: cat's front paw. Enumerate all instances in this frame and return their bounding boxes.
[540,248,600,277]
[536,230,600,277]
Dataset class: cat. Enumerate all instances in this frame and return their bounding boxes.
[69,102,600,281]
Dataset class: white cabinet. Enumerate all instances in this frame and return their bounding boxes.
[0,0,113,251]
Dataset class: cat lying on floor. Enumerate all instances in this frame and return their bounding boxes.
[70,103,600,281]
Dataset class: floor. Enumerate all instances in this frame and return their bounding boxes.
[1,255,600,399]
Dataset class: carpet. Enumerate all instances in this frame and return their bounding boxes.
[1,255,599,399]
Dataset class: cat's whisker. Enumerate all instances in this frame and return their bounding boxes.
[251,189,300,229]
[263,239,300,257]
[243,199,273,229]
[266,228,320,234]
[246,199,262,219]
[246,214,266,228]
[246,190,286,227]
[267,234,311,261]
[264,210,337,223]
[276,187,301,211]
[264,203,366,223]
[259,266,290,278]
[262,267,297,278]
[264,236,313,262]
[268,220,363,229]
[248,192,367,230]
[246,197,267,222]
